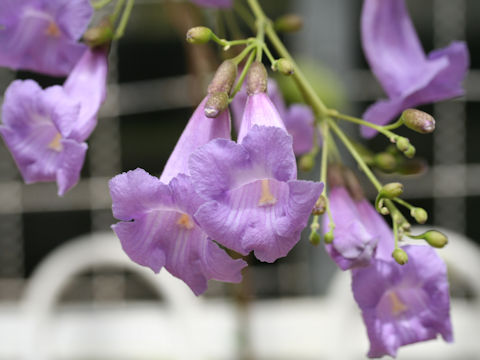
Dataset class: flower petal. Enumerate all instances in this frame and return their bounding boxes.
[284,104,315,155]
[56,139,87,196]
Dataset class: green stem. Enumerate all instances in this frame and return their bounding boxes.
[255,19,264,61]
[328,118,382,191]
[328,110,398,141]
[92,0,114,10]
[383,118,404,130]
[262,44,276,66]
[114,0,134,39]
[230,49,256,98]
[393,197,415,211]
[110,0,125,23]
[231,43,256,65]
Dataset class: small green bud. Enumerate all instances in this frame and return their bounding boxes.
[404,145,416,159]
[380,207,390,215]
[204,92,229,118]
[424,230,448,248]
[273,58,294,76]
[374,152,396,172]
[274,14,303,33]
[186,26,212,44]
[299,153,315,172]
[246,61,268,95]
[324,230,334,244]
[312,195,326,215]
[411,207,428,224]
[380,182,404,199]
[208,60,237,95]
[392,248,408,265]
[401,109,436,134]
[396,137,410,152]
[309,231,321,246]
[83,18,114,47]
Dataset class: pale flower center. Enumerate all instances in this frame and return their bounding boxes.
[258,179,277,206]
[388,291,407,316]
[177,213,194,230]
[48,133,63,152]
[45,21,61,37]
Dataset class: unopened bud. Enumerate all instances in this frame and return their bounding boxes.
[312,195,326,215]
[204,92,229,118]
[404,145,416,159]
[273,58,294,75]
[309,231,321,246]
[186,26,212,44]
[208,60,237,95]
[83,18,114,47]
[380,182,403,199]
[392,248,408,265]
[401,109,435,134]
[374,152,396,172]
[299,153,315,172]
[411,207,428,224]
[423,230,448,248]
[246,61,268,95]
[274,14,303,33]
[396,137,410,152]
[324,230,334,244]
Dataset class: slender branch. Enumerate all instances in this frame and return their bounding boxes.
[114,0,135,39]
[230,49,256,98]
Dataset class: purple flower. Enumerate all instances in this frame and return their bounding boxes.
[361,0,469,138]
[190,92,323,262]
[231,79,315,155]
[322,186,392,270]
[190,0,232,8]
[110,99,246,295]
[0,0,93,76]
[352,245,453,358]
[0,48,108,195]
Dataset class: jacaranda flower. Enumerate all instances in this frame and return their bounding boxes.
[0,0,93,76]
[190,0,232,8]
[0,48,108,195]
[231,79,315,155]
[352,245,453,358]
[190,65,323,262]
[322,185,392,270]
[109,99,246,295]
[361,0,469,138]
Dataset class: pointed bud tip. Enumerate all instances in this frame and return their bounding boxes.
[186,26,212,44]
[392,248,408,265]
[401,109,436,134]
[204,92,229,118]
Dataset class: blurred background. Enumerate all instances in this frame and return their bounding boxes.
[0,0,479,359]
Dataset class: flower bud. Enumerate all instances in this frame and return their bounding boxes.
[380,182,403,199]
[208,60,237,95]
[396,137,410,152]
[423,230,448,248]
[312,195,326,215]
[404,145,416,159]
[273,58,294,76]
[186,26,212,44]
[411,207,428,224]
[401,109,436,134]
[324,230,334,244]
[246,61,268,95]
[299,153,315,172]
[83,18,114,47]
[392,248,408,265]
[274,14,303,33]
[309,231,321,246]
[204,92,229,118]
[374,152,396,172]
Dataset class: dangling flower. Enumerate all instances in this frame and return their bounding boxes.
[361,0,469,138]
[0,0,93,76]
[190,62,323,262]
[109,99,246,295]
[352,245,453,358]
[231,78,315,155]
[0,48,108,195]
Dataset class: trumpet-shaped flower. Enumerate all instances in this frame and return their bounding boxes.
[323,186,393,270]
[190,91,323,262]
[0,48,108,195]
[361,0,469,138]
[0,0,93,76]
[110,99,246,295]
[352,245,453,358]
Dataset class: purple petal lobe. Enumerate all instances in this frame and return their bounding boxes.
[361,0,469,138]
[109,169,246,295]
[160,97,231,183]
[352,245,453,358]
[284,104,315,155]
